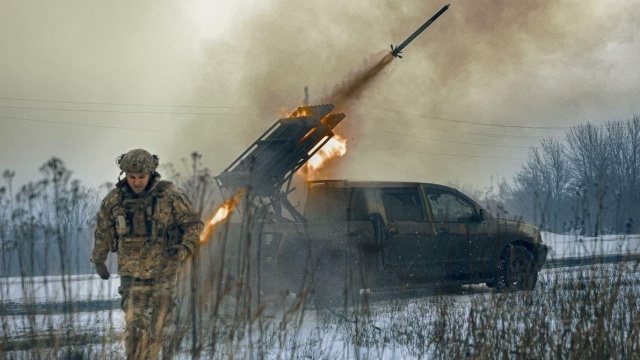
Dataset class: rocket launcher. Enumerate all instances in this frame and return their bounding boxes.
[215,104,345,221]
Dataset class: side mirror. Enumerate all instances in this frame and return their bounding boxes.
[478,209,485,222]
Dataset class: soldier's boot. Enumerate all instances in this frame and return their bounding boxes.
[152,289,177,359]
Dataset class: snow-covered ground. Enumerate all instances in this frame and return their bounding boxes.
[2,232,637,303]
[542,232,640,259]
[2,232,640,358]
[0,274,120,304]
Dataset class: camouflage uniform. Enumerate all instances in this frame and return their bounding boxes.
[91,150,203,359]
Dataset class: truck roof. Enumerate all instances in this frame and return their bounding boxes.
[307,179,462,193]
[306,179,483,211]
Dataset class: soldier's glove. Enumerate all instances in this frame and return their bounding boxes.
[167,245,189,262]
[95,263,111,280]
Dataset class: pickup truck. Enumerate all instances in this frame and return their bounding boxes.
[249,180,548,304]
[210,104,547,304]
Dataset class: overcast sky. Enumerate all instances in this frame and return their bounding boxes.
[1,0,639,192]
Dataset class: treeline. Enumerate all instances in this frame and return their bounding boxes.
[508,115,640,235]
[0,158,107,277]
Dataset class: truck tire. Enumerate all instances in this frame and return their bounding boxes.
[495,244,538,292]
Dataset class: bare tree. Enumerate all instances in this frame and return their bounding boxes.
[1,158,100,277]
[565,123,611,235]
[162,151,219,218]
[511,138,572,231]
[623,116,640,233]
[509,116,640,235]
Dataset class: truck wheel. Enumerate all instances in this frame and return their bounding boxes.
[495,245,538,292]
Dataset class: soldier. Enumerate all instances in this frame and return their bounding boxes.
[90,149,203,359]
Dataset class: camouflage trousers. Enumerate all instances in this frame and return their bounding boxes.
[119,276,179,360]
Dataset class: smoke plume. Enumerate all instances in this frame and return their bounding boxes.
[173,0,640,186]
[323,52,394,111]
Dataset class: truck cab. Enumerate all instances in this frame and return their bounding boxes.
[272,180,547,296]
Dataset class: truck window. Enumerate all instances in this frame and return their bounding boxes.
[426,191,476,223]
[380,188,424,222]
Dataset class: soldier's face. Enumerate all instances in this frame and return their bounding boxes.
[126,173,150,194]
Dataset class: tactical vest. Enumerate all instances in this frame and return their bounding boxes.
[116,196,157,240]
[113,180,178,279]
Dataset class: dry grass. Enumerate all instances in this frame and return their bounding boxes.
[3,216,639,359]
[2,157,640,359]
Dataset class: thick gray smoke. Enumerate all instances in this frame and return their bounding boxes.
[173,0,640,185]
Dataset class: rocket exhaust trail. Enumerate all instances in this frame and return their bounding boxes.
[324,52,394,111]
[325,4,449,110]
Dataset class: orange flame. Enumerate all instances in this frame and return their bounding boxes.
[298,126,318,144]
[290,107,309,117]
[278,106,312,118]
[278,107,292,118]
[199,189,246,244]
[303,134,347,179]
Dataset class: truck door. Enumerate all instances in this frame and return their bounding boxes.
[465,210,493,276]
[379,187,436,276]
[424,188,481,278]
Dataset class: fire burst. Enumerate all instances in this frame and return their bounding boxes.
[199,189,246,244]
[304,134,347,178]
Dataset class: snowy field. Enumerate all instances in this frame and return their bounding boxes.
[2,232,638,304]
[542,232,640,259]
[2,233,640,359]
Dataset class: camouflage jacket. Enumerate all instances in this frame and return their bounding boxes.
[90,173,204,279]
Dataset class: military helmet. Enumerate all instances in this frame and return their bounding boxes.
[116,149,159,174]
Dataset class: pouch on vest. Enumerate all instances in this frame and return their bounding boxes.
[123,197,153,237]
[119,236,146,250]
[132,209,146,236]
[115,215,129,237]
